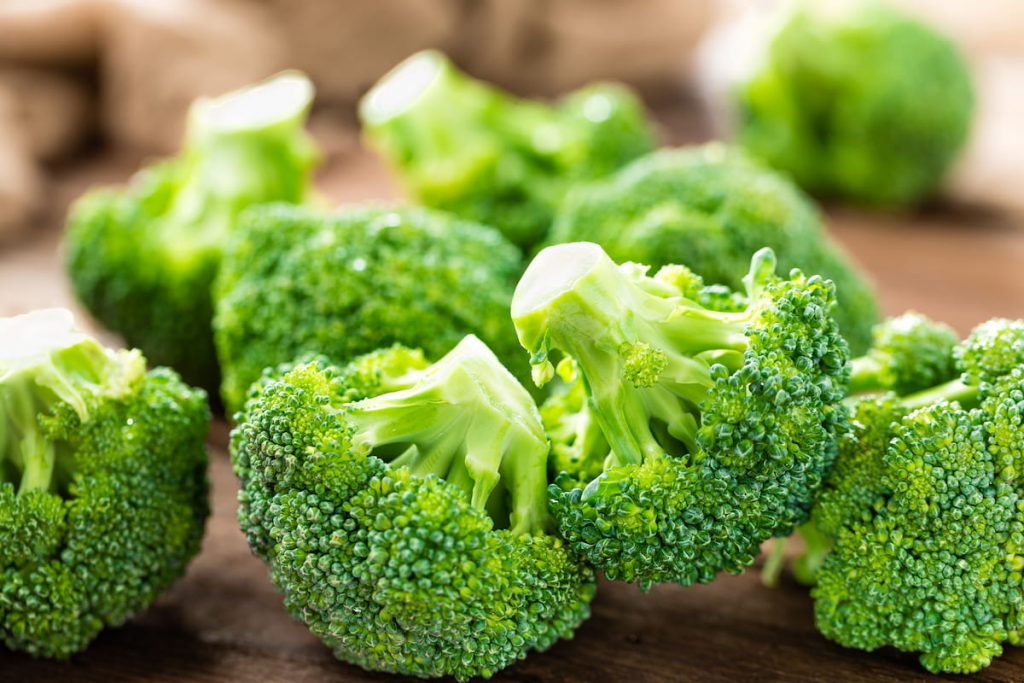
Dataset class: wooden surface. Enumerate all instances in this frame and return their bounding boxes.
[1,121,1023,682]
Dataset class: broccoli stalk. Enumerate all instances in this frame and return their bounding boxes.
[513,242,848,587]
[516,243,776,465]
[1,310,142,495]
[346,335,550,535]
[360,50,654,249]
[66,72,319,395]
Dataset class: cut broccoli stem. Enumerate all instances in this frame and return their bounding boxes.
[899,378,979,411]
[513,243,773,467]
[760,537,789,588]
[791,521,832,586]
[346,335,551,535]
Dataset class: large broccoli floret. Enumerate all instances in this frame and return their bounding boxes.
[231,335,595,680]
[511,242,849,588]
[548,145,879,354]
[360,50,655,249]
[213,204,527,415]
[803,318,1024,673]
[66,72,319,395]
[735,1,973,207]
[0,309,209,658]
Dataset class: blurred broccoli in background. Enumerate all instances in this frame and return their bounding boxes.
[549,144,879,354]
[1,309,208,658]
[214,204,526,414]
[360,50,656,250]
[65,72,320,396]
[735,1,973,207]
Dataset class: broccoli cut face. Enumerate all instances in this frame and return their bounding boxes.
[512,243,849,588]
[0,309,209,658]
[360,50,655,249]
[214,204,527,415]
[65,72,319,395]
[231,336,595,680]
[548,145,879,354]
[808,318,1024,674]
[736,2,973,206]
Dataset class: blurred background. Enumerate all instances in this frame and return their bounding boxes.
[0,0,1022,338]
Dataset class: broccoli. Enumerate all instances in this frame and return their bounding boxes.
[849,311,959,395]
[360,50,655,250]
[735,1,973,207]
[0,309,209,658]
[213,204,528,415]
[231,335,595,680]
[795,318,1024,673]
[511,242,849,588]
[66,72,319,395]
[547,145,880,354]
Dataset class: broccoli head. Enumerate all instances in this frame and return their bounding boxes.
[0,309,209,658]
[231,335,595,680]
[736,1,973,206]
[213,204,527,415]
[511,243,849,588]
[807,318,1024,673]
[360,50,655,249]
[66,72,319,395]
[548,145,879,354]
[849,311,959,395]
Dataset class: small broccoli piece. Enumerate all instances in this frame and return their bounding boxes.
[548,144,880,354]
[804,318,1024,673]
[511,242,849,588]
[66,72,319,395]
[849,312,959,394]
[231,336,595,680]
[213,204,527,415]
[736,1,973,207]
[360,50,655,249]
[0,309,209,658]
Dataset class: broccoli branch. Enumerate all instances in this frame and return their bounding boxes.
[346,335,551,535]
[513,243,776,468]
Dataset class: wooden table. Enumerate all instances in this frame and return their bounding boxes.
[1,130,1023,682]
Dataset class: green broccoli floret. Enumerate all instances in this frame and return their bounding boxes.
[511,242,849,588]
[803,318,1024,673]
[231,335,595,680]
[547,144,879,354]
[360,50,655,249]
[849,311,959,394]
[736,1,973,207]
[0,309,209,658]
[66,72,319,395]
[213,204,527,415]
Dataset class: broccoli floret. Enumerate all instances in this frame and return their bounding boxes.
[66,72,319,395]
[360,50,655,250]
[548,145,880,354]
[0,309,209,658]
[849,312,959,394]
[735,1,973,207]
[231,336,595,680]
[213,204,527,415]
[803,318,1024,673]
[511,242,849,588]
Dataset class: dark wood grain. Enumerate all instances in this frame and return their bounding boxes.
[1,121,1023,682]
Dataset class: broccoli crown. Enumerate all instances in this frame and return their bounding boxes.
[512,242,849,588]
[359,50,655,249]
[213,203,527,416]
[0,309,209,658]
[736,1,973,206]
[850,311,959,395]
[65,72,319,394]
[231,336,595,680]
[548,145,879,354]
[811,318,1024,674]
